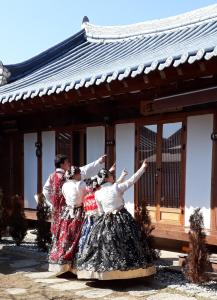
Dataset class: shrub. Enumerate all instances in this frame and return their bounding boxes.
[36,193,51,252]
[183,208,210,283]
[136,204,159,261]
[9,194,27,246]
[0,188,7,240]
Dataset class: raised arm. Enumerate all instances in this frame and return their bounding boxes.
[117,160,148,193]
[80,155,106,179]
[109,163,128,183]
[116,169,128,184]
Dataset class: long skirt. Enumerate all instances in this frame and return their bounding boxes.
[76,208,156,280]
[75,214,98,269]
[48,206,84,274]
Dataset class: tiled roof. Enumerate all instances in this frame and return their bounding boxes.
[1,4,217,104]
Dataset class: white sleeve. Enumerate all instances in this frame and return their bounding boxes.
[116,171,127,184]
[97,200,104,215]
[80,159,102,180]
[95,192,104,215]
[42,176,53,209]
[117,165,145,193]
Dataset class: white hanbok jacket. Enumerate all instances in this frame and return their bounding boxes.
[95,165,145,214]
[43,158,103,210]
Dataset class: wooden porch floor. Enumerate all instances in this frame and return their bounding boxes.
[25,209,217,248]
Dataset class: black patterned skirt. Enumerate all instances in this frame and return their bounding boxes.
[76,208,156,280]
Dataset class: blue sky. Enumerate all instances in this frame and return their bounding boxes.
[1,0,217,64]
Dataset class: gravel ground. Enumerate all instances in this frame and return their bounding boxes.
[0,230,217,300]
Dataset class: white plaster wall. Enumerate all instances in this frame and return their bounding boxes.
[24,133,37,209]
[185,114,213,229]
[42,131,55,186]
[116,123,135,216]
[86,126,105,173]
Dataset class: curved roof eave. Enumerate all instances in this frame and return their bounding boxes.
[1,4,217,104]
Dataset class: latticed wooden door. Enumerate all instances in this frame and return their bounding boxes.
[56,129,86,167]
[138,121,185,225]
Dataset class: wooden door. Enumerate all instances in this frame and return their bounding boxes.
[138,121,186,225]
[56,129,86,166]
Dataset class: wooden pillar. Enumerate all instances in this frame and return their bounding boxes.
[156,124,162,222]
[180,119,187,226]
[105,124,115,169]
[37,132,42,193]
[211,112,217,232]
[134,124,140,217]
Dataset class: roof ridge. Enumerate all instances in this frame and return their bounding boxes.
[83,4,217,41]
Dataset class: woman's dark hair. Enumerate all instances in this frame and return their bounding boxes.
[85,177,99,191]
[97,168,113,186]
[65,166,81,180]
[55,154,68,168]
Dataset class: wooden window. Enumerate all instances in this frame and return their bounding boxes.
[161,123,182,208]
[139,125,157,207]
[138,120,186,224]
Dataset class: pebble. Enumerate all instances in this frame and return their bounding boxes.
[155,267,217,296]
[197,292,217,299]
[147,293,197,300]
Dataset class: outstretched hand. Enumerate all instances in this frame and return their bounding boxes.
[99,154,107,164]
[121,168,128,176]
[109,163,116,172]
[142,159,148,169]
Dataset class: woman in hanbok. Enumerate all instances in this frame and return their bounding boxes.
[76,168,128,269]
[48,155,105,274]
[43,154,70,270]
[76,159,156,280]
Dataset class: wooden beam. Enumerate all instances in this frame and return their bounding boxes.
[140,86,217,115]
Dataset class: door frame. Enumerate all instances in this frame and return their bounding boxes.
[135,117,187,225]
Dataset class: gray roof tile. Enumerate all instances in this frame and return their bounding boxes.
[1,4,217,103]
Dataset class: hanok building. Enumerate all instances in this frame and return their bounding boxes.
[1,5,217,251]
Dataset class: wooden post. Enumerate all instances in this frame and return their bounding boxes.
[37,132,42,193]
[180,119,187,226]
[105,124,115,170]
[211,112,217,232]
